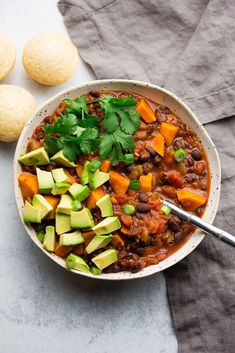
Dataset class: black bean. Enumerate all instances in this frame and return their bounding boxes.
[173,138,185,150]
[136,212,146,220]
[126,165,135,174]
[23,166,36,174]
[36,132,44,141]
[153,154,162,166]
[191,148,202,161]
[130,239,140,251]
[89,90,100,98]
[142,162,153,175]
[138,191,149,203]
[161,173,170,185]
[118,92,133,99]
[147,124,154,135]
[44,116,53,124]
[137,203,151,213]
[168,215,181,232]
[128,260,142,273]
[174,229,184,243]
[139,151,150,163]
[184,173,198,183]
[146,146,157,156]
[159,105,171,114]
[188,166,194,173]
[148,235,156,246]
[45,162,57,172]
[187,156,195,166]
[69,168,77,176]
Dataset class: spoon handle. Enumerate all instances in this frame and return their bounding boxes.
[163,200,235,247]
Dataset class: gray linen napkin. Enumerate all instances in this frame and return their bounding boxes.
[58,1,235,352]
[58,0,235,124]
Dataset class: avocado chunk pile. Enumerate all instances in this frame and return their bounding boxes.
[19,147,121,274]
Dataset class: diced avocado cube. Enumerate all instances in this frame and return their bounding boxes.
[37,231,45,243]
[89,170,109,189]
[92,249,118,270]
[71,208,95,228]
[36,168,54,194]
[68,183,90,201]
[80,161,90,185]
[96,194,113,217]
[90,266,102,275]
[52,168,69,183]
[51,182,70,195]
[71,200,82,211]
[23,200,42,223]
[66,253,90,273]
[32,194,53,219]
[51,150,77,167]
[18,147,50,166]
[86,235,113,254]
[56,213,72,235]
[92,217,121,235]
[43,225,55,252]
[56,194,74,215]
[59,230,84,246]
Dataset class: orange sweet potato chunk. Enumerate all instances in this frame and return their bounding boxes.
[160,122,179,146]
[151,134,165,157]
[139,173,153,192]
[18,173,39,199]
[177,189,207,211]
[44,195,60,220]
[109,171,130,194]
[135,98,156,123]
[87,187,106,209]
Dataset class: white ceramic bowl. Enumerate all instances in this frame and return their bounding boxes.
[14,80,221,280]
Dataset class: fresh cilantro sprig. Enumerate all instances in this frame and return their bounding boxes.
[43,94,140,165]
[99,96,140,134]
[43,96,100,162]
[99,128,135,165]
[98,95,140,165]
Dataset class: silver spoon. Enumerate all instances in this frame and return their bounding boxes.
[163,200,235,247]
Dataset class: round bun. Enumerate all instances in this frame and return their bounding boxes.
[0,33,16,80]
[22,32,78,85]
[0,85,36,142]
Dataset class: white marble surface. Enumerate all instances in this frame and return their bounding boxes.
[0,1,178,352]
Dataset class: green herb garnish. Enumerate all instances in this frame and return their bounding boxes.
[43,94,140,166]
[44,96,100,162]
[99,95,140,134]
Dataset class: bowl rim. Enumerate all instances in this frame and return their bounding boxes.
[13,79,221,280]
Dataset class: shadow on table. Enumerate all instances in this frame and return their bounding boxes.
[0,141,17,155]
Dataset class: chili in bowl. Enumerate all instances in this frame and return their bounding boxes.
[14,80,221,280]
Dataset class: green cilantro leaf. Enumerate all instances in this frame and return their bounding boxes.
[99,128,134,165]
[44,114,78,135]
[118,109,140,134]
[64,95,87,114]
[44,137,63,155]
[78,113,99,128]
[108,96,136,107]
[102,112,119,133]
[63,143,80,161]
[43,94,139,165]
[113,128,135,150]
[99,95,140,134]
[79,128,100,154]
[99,133,114,159]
